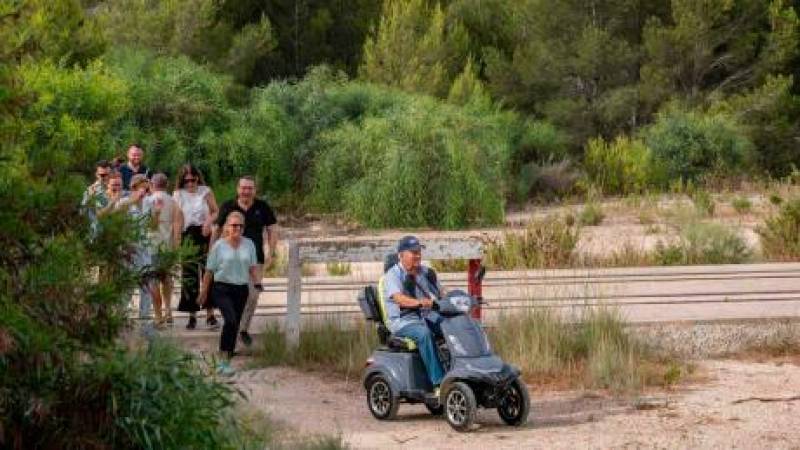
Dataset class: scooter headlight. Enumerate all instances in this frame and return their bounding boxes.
[450,295,472,313]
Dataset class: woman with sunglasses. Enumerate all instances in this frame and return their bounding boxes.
[173,164,219,330]
[197,211,258,376]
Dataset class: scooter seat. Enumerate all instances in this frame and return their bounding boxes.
[387,336,417,352]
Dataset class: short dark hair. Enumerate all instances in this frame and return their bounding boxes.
[96,160,111,169]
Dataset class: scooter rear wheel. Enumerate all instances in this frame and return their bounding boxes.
[366,375,399,420]
[444,382,477,431]
[497,378,530,426]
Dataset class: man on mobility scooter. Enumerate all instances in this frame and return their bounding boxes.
[359,236,530,431]
[381,236,446,393]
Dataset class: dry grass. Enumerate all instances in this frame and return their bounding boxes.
[489,307,690,392]
[255,318,378,380]
[253,308,691,394]
[484,214,751,270]
[325,261,352,276]
[484,215,579,269]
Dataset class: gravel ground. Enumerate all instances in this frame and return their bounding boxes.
[231,359,800,449]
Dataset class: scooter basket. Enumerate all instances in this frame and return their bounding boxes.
[358,285,381,322]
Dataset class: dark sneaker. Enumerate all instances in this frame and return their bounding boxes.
[240,331,253,347]
[186,316,197,330]
[207,316,220,330]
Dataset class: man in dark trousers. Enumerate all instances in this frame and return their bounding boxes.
[119,144,151,190]
[212,176,278,347]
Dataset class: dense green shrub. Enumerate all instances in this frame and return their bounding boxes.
[758,198,800,261]
[511,121,572,200]
[73,343,264,450]
[712,76,800,177]
[731,196,753,214]
[655,222,751,265]
[104,48,237,181]
[310,84,515,228]
[641,108,754,183]
[584,136,663,194]
[19,61,130,176]
[579,203,605,226]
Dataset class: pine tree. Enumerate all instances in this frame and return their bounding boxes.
[360,0,469,98]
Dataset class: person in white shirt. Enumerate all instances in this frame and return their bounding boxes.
[145,173,183,327]
[173,164,219,330]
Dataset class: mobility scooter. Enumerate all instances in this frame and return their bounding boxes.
[358,261,530,431]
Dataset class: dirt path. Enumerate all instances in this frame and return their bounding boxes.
[232,359,800,449]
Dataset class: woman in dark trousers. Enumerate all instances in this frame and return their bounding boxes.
[197,211,259,376]
[173,164,219,329]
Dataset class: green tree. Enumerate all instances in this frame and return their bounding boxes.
[96,0,277,85]
[217,0,383,81]
[711,75,800,175]
[0,3,266,448]
[360,0,469,98]
[483,0,647,149]
[640,0,800,108]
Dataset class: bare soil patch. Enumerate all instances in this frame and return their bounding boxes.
[231,359,800,449]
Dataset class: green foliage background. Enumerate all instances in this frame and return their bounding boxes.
[2,0,800,446]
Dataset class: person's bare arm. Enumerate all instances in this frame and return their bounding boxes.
[210,224,221,246]
[172,202,183,249]
[197,271,213,306]
[391,293,433,309]
[263,224,278,268]
[202,190,219,237]
[249,265,260,287]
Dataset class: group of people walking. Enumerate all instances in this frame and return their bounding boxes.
[82,144,278,375]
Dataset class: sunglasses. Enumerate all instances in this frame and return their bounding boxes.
[228,223,244,228]
[183,177,197,183]
[98,173,110,178]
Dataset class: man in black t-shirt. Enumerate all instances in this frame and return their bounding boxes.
[119,144,151,190]
[213,176,278,346]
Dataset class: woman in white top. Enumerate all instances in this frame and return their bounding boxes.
[173,164,219,329]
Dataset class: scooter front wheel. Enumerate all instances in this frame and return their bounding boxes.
[366,375,399,420]
[444,382,477,431]
[425,401,444,415]
[497,378,530,426]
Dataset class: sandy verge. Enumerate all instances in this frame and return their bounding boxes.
[231,359,800,449]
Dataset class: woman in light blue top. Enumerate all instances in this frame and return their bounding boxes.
[197,211,259,375]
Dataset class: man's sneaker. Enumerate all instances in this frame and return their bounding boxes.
[240,331,253,347]
[433,386,441,398]
[207,316,220,330]
[216,361,235,377]
[186,316,197,330]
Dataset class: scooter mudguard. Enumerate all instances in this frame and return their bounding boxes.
[441,358,520,391]
[363,350,433,396]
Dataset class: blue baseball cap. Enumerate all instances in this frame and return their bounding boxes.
[397,235,424,252]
